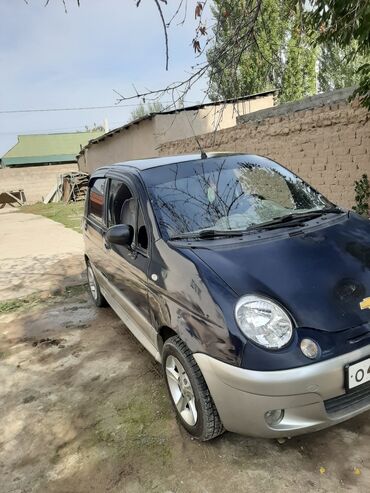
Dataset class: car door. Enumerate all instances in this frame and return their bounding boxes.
[84,176,109,276]
[104,175,156,349]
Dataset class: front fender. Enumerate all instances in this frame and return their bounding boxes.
[148,240,244,365]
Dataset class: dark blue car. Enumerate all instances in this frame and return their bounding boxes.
[83,153,370,440]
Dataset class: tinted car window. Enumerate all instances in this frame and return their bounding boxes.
[106,179,148,252]
[107,180,133,227]
[142,155,331,239]
[88,178,106,222]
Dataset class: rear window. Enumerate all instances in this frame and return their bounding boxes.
[88,178,106,222]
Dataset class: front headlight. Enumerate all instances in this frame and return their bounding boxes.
[235,295,293,349]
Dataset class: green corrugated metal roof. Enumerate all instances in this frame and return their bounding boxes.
[1,131,104,166]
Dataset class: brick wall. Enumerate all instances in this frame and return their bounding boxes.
[0,163,78,204]
[158,88,369,209]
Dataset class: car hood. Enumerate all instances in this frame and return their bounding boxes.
[192,214,370,332]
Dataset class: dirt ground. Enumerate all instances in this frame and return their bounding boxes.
[0,210,85,301]
[1,287,370,493]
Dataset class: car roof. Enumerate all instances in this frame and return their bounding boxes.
[93,152,249,175]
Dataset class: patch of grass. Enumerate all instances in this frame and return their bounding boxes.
[93,381,173,467]
[0,350,10,360]
[0,284,88,315]
[63,284,88,299]
[0,294,41,314]
[20,201,85,232]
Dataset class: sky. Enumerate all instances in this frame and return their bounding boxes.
[0,0,210,156]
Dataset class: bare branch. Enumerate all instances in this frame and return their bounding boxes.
[153,0,169,70]
[177,0,188,26]
[166,0,185,27]
[45,0,79,12]
[115,0,265,110]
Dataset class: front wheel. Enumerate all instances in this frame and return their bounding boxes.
[162,336,224,441]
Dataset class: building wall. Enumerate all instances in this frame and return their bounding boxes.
[78,94,275,174]
[0,163,78,204]
[78,119,156,174]
[154,94,275,143]
[158,88,369,210]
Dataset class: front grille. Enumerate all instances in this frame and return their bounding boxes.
[324,382,370,416]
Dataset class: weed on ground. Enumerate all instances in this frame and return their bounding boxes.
[20,202,85,232]
[0,284,88,314]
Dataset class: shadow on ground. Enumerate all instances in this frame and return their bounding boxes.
[0,254,86,301]
[1,290,369,493]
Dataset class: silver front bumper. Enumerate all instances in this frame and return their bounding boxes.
[194,346,370,438]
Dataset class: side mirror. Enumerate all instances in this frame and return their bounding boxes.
[106,224,133,246]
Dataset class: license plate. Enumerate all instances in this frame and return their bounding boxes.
[347,357,370,390]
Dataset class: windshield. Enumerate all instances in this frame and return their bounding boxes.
[142,155,332,239]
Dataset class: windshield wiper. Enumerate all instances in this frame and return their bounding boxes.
[170,208,343,240]
[315,206,343,215]
[170,229,244,241]
[277,207,342,220]
[247,207,343,232]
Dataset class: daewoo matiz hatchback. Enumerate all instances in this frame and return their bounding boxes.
[83,153,370,440]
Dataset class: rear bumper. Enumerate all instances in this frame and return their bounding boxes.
[194,346,370,438]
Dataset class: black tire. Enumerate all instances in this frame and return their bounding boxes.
[162,336,224,441]
[86,261,107,307]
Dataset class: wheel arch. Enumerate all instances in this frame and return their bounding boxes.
[157,325,178,356]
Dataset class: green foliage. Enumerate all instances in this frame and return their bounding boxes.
[84,123,105,132]
[208,0,287,99]
[353,174,370,217]
[306,0,370,108]
[208,0,318,103]
[318,42,368,92]
[307,1,370,50]
[207,0,369,105]
[129,101,164,121]
[280,21,318,103]
[354,62,370,109]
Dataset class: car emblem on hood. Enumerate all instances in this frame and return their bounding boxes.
[360,297,370,310]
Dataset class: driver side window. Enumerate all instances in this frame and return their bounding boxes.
[107,180,133,228]
[107,178,148,252]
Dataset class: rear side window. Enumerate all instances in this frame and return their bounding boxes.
[88,178,106,222]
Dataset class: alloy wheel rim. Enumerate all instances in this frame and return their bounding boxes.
[165,355,197,426]
[87,266,98,300]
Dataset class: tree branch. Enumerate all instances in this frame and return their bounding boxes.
[166,0,185,27]
[115,0,265,109]
[153,0,169,71]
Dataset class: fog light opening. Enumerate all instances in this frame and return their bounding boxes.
[300,338,319,359]
[264,409,284,426]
